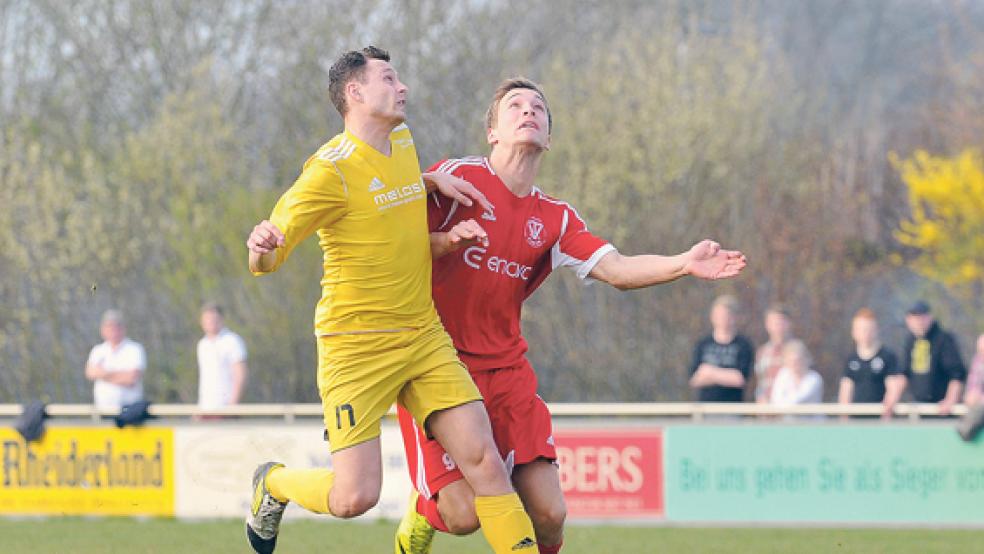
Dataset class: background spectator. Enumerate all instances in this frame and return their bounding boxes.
[754,303,793,403]
[837,308,903,419]
[689,295,754,402]
[900,300,966,415]
[84,309,146,411]
[197,302,248,411]
[964,333,984,407]
[958,333,984,441]
[770,339,823,409]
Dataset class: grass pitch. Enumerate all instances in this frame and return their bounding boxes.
[2,517,981,553]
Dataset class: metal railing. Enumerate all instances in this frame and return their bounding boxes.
[0,402,969,422]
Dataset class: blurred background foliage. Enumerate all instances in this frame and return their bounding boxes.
[2,0,983,403]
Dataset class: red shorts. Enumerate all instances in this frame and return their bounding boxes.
[398,360,556,499]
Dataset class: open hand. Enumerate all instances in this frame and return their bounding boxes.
[423,172,495,215]
[685,239,747,280]
[447,219,488,250]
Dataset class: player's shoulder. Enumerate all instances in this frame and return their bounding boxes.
[531,186,586,222]
[531,187,571,208]
[310,133,356,166]
[433,155,490,176]
[390,122,414,145]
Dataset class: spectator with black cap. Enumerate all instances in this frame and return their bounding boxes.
[898,300,966,416]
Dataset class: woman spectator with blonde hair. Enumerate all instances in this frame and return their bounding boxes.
[770,339,823,413]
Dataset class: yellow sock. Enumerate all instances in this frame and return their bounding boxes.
[474,493,537,553]
[266,467,334,514]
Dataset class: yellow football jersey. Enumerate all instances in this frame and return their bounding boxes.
[255,124,438,335]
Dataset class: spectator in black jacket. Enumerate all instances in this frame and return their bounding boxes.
[899,300,966,415]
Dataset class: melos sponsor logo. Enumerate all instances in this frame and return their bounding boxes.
[373,179,425,211]
[463,246,532,281]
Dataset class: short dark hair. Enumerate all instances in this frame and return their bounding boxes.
[201,302,224,317]
[485,77,552,134]
[328,46,391,116]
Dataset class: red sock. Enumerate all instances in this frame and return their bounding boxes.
[538,541,563,554]
[416,493,450,533]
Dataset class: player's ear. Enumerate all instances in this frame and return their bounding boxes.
[543,134,551,151]
[346,81,363,104]
[486,127,498,146]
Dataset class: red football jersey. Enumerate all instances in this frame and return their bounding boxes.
[428,157,614,372]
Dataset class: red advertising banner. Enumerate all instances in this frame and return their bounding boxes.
[553,427,664,519]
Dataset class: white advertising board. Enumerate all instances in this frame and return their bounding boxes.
[173,423,412,519]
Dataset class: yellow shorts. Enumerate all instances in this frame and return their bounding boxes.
[317,319,481,452]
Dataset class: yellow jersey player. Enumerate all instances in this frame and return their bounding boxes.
[244,46,536,554]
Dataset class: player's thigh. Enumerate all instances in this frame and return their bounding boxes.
[318,333,407,452]
[513,459,567,530]
[425,401,513,496]
[398,404,467,500]
[399,321,482,439]
[425,400,494,466]
[484,365,556,469]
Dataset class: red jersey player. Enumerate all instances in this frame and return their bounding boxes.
[395,78,747,554]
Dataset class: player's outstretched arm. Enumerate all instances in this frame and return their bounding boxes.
[422,171,494,214]
[429,219,488,259]
[589,239,747,290]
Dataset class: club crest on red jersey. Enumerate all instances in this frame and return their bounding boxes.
[525,216,545,248]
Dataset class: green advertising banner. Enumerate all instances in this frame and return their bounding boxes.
[664,425,984,524]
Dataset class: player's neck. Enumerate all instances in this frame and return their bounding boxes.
[344,116,395,156]
[489,145,543,197]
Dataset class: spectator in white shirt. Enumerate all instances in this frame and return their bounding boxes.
[770,339,824,413]
[197,302,248,411]
[85,309,146,411]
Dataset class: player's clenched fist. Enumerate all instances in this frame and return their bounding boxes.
[447,219,488,250]
[246,220,286,254]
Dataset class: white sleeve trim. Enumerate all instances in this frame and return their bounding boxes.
[551,241,617,282]
[577,244,617,281]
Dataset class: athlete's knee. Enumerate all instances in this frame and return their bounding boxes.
[444,509,480,535]
[530,501,567,537]
[438,489,480,535]
[330,487,380,518]
[459,441,507,479]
